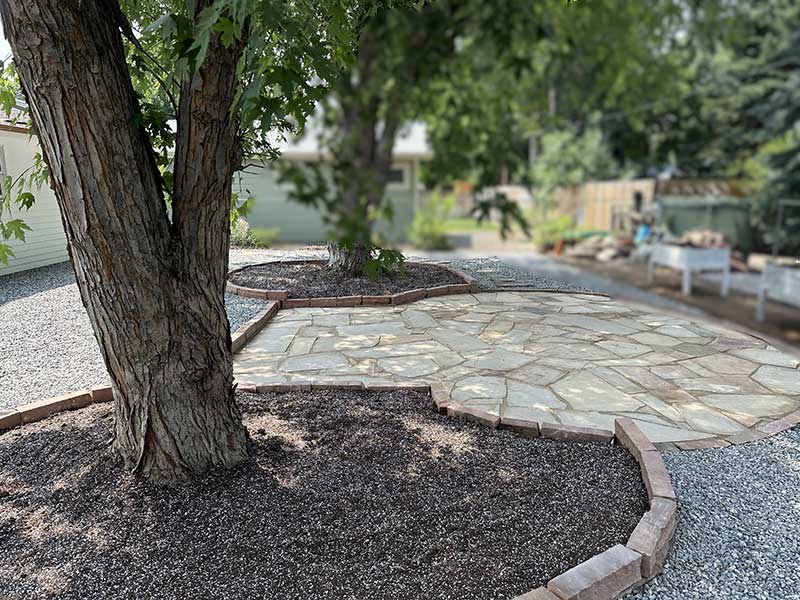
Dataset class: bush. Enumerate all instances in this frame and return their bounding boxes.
[532,215,599,248]
[409,192,455,250]
[230,218,280,248]
[251,227,281,247]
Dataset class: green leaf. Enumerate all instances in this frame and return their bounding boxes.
[16,192,36,210]
[0,243,15,265]
[1,219,33,242]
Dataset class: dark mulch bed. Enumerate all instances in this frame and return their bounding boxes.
[228,261,466,298]
[0,389,648,600]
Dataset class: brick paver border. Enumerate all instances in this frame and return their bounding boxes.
[226,260,479,308]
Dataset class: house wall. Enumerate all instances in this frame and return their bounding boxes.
[0,129,68,277]
[237,160,418,243]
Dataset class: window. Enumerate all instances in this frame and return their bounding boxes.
[386,164,409,189]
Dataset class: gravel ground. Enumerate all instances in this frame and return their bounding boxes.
[229,261,465,297]
[229,247,590,292]
[0,388,647,600]
[627,427,800,600]
[0,262,265,410]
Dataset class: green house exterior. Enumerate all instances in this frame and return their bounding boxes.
[236,122,431,244]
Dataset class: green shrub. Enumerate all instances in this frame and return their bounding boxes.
[230,218,280,248]
[230,217,257,247]
[409,192,455,250]
[251,227,281,247]
[532,215,600,247]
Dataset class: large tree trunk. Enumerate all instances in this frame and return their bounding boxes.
[324,19,401,276]
[326,241,373,274]
[1,0,249,483]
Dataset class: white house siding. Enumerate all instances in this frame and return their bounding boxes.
[0,128,68,277]
[238,159,418,244]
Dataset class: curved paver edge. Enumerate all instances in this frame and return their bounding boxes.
[226,260,479,308]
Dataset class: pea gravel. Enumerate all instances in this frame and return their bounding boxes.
[0,388,647,600]
[229,261,466,298]
[0,261,265,410]
[626,427,800,600]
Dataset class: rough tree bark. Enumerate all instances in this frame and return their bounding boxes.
[0,0,249,483]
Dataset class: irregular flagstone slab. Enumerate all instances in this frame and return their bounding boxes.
[630,333,682,348]
[628,420,710,443]
[730,347,799,368]
[677,403,746,435]
[346,340,450,359]
[506,380,565,409]
[429,329,491,353]
[648,364,697,380]
[752,365,800,394]
[552,371,643,412]
[673,376,769,395]
[507,363,565,387]
[336,322,412,337]
[378,356,441,378]
[653,325,704,339]
[611,367,675,392]
[245,322,309,353]
[402,309,439,329]
[633,394,683,422]
[597,340,651,358]
[234,291,800,445]
[463,348,534,371]
[557,410,618,430]
[451,375,507,402]
[700,394,797,417]
[537,343,616,361]
[480,326,532,346]
[696,353,759,375]
[502,404,555,422]
[432,351,465,369]
[546,315,639,335]
[641,350,692,364]
[312,313,351,327]
[282,352,350,372]
[590,367,645,394]
[312,335,379,352]
[438,319,486,336]
[288,337,316,356]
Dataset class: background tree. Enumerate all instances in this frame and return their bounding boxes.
[283,0,696,273]
[0,0,373,483]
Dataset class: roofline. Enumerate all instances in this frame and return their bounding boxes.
[280,150,432,161]
[0,123,28,135]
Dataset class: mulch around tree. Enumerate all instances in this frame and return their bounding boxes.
[0,389,648,600]
[228,261,467,298]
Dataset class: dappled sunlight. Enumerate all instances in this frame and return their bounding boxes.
[0,389,649,599]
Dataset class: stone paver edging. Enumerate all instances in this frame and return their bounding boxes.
[226,260,479,308]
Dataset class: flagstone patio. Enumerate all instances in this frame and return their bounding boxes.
[234,291,800,445]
